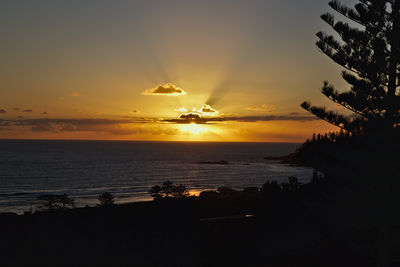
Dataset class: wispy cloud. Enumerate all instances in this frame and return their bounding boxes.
[245,104,275,112]
[225,115,319,122]
[0,113,320,135]
[0,109,6,114]
[0,117,183,136]
[70,92,80,97]
[163,114,319,124]
[0,118,159,134]
[22,109,33,113]
[142,83,186,96]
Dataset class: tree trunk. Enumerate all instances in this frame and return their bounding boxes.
[387,0,400,129]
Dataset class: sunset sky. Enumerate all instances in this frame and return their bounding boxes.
[0,0,352,142]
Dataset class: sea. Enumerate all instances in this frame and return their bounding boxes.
[0,140,314,214]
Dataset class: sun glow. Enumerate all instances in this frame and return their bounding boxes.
[179,123,208,135]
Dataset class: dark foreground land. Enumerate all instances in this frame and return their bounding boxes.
[1,182,395,267]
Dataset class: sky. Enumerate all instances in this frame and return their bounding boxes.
[0,0,354,142]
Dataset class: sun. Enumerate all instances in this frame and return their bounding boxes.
[179,123,207,135]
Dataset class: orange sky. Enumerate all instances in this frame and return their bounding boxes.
[0,0,347,142]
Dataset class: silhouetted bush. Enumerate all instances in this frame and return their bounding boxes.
[97,192,115,207]
[37,194,75,211]
[161,181,174,197]
[171,184,190,199]
[199,191,220,200]
[149,181,189,200]
[23,205,34,215]
[281,176,301,192]
[260,181,281,196]
[311,170,324,184]
[217,186,238,197]
[243,187,259,193]
[149,185,163,200]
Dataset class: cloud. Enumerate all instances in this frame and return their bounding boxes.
[0,120,12,131]
[13,108,20,111]
[31,122,77,132]
[289,112,300,115]
[108,126,178,136]
[22,109,33,113]
[0,109,6,114]
[198,104,219,115]
[132,110,138,113]
[245,104,275,112]
[163,114,319,124]
[165,112,215,124]
[142,83,186,96]
[0,118,157,134]
[0,117,181,136]
[15,118,125,132]
[0,113,321,136]
[226,115,319,122]
[70,92,80,97]
[0,119,13,126]
[179,112,202,120]
[173,104,219,119]
[42,112,48,115]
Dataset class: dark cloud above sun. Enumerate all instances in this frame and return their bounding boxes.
[179,113,201,120]
[143,83,186,96]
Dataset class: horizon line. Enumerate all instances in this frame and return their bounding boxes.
[0,138,303,144]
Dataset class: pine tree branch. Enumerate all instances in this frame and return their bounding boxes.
[301,101,353,132]
[318,33,391,88]
[316,38,363,76]
[325,94,368,118]
[358,0,391,16]
[330,1,391,39]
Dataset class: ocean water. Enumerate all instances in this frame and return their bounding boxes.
[0,140,313,214]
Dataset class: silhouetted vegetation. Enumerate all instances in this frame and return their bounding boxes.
[97,192,115,207]
[296,1,400,266]
[297,0,400,164]
[37,194,75,211]
[302,1,400,138]
[2,173,390,267]
[149,181,190,200]
[280,176,301,192]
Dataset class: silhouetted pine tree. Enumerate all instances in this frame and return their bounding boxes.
[302,0,400,138]
[299,2,400,265]
[297,0,400,168]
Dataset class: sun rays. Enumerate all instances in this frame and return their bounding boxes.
[179,123,208,135]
